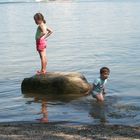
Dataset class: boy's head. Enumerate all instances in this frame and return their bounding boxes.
[34,13,46,25]
[100,67,110,80]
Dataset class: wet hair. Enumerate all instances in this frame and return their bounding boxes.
[100,67,110,74]
[34,13,46,23]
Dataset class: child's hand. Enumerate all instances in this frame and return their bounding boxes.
[84,91,90,96]
[45,27,53,39]
[84,84,93,96]
[103,88,106,95]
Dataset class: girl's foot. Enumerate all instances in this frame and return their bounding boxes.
[36,70,41,75]
[36,70,47,75]
[36,118,48,123]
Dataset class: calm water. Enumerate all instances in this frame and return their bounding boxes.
[0,0,140,126]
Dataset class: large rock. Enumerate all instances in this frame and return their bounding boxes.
[21,72,90,101]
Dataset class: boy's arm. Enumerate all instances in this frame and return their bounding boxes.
[103,80,108,95]
[89,84,94,91]
[84,84,94,96]
[84,78,100,96]
[103,87,107,95]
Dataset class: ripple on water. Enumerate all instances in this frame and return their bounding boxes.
[0,1,140,125]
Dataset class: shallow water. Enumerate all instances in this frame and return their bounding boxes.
[0,0,140,125]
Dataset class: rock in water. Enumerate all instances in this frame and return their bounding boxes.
[21,72,90,95]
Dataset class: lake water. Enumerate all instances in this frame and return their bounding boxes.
[0,0,140,126]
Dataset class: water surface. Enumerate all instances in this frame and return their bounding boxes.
[0,0,140,125]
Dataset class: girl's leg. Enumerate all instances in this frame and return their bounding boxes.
[38,99,48,123]
[96,93,104,102]
[38,48,47,73]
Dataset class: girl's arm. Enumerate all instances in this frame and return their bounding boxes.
[45,27,53,38]
[39,25,53,39]
[39,24,47,39]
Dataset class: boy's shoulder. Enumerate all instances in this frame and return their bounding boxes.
[104,79,108,84]
[93,77,107,85]
[95,77,101,81]
[93,77,101,85]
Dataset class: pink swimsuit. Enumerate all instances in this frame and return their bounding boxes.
[36,38,47,52]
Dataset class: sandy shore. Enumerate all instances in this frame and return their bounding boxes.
[0,122,139,140]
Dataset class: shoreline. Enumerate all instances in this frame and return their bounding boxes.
[0,122,139,140]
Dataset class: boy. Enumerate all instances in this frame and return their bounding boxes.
[87,67,110,102]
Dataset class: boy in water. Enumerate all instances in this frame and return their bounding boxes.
[86,67,110,102]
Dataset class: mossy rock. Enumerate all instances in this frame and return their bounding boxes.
[21,72,90,101]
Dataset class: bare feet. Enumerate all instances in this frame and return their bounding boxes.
[36,70,47,75]
[36,118,48,123]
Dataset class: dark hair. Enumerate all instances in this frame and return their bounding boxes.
[100,67,110,74]
[34,13,46,23]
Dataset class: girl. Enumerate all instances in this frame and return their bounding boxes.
[34,13,53,75]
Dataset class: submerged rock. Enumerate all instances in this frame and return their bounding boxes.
[21,72,90,96]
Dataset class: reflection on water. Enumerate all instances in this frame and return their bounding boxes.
[35,98,48,123]
[22,88,140,125]
[0,1,140,125]
[90,101,108,123]
[22,87,86,123]
[26,98,49,123]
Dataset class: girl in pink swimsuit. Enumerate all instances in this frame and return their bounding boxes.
[34,13,53,75]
